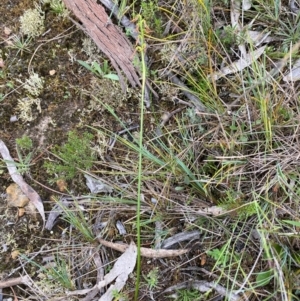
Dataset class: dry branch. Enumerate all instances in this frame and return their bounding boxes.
[98,238,189,258]
[0,275,32,289]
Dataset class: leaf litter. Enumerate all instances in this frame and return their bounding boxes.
[2,0,300,300]
[0,139,45,225]
[97,241,137,301]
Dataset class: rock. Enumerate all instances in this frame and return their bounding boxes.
[6,183,29,207]
[6,183,37,219]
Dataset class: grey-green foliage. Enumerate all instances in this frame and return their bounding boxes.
[16,135,33,150]
[44,131,95,180]
[144,267,159,290]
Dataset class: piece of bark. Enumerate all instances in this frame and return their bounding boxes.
[63,0,141,90]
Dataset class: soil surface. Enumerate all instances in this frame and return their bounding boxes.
[0,1,199,300]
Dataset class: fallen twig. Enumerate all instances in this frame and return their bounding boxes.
[98,238,189,258]
[155,107,186,136]
[0,275,32,289]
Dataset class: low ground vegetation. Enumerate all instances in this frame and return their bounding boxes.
[1,0,300,300]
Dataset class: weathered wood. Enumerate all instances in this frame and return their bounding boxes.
[63,0,141,90]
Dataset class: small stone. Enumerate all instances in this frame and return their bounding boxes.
[6,183,37,220]
[6,183,29,207]
[11,250,20,259]
[10,115,18,122]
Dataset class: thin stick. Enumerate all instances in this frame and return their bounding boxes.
[98,238,189,258]
[0,275,31,289]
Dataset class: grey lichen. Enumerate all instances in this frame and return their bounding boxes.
[17,97,42,122]
[17,72,44,122]
[19,4,45,38]
[81,37,101,63]
[24,72,44,96]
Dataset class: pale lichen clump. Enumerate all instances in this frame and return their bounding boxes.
[19,4,45,37]
[24,72,44,96]
[17,97,42,122]
[81,37,101,63]
[17,73,44,122]
[83,78,138,114]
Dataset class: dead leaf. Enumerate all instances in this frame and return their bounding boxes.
[98,241,137,301]
[0,140,45,226]
[196,205,227,216]
[164,280,241,301]
[6,183,30,207]
[283,58,300,82]
[18,207,26,217]
[231,0,240,29]
[200,253,207,266]
[0,58,4,68]
[242,0,252,10]
[209,45,267,81]
[246,30,277,47]
[231,0,247,59]
[161,230,200,249]
[85,174,113,193]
